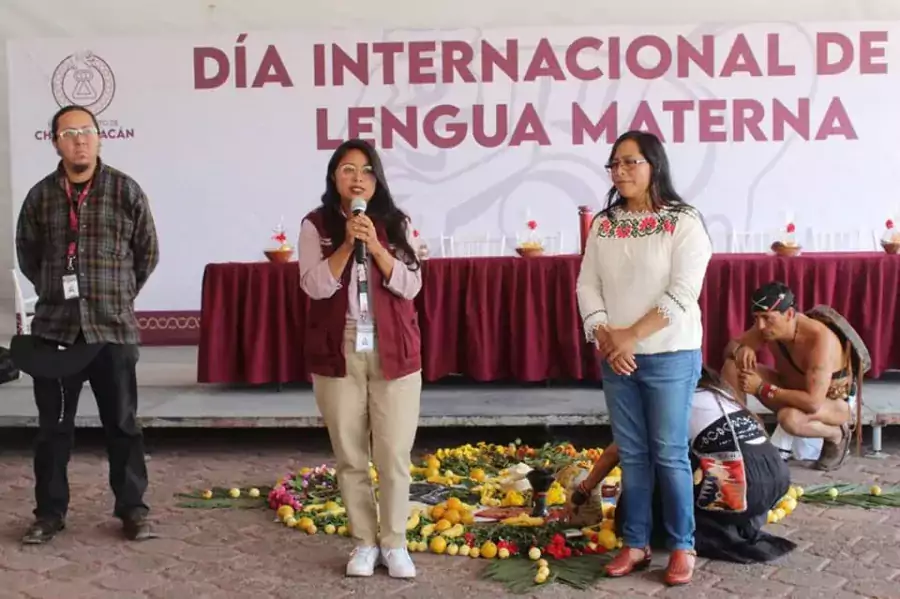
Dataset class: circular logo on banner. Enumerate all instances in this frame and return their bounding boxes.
[50,52,116,115]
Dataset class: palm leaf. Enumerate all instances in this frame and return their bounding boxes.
[481,555,609,594]
[175,485,271,509]
[798,484,900,509]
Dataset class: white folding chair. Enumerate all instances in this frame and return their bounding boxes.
[541,232,565,255]
[441,233,507,257]
[727,231,772,253]
[805,229,866,252]
[11,269,37,335]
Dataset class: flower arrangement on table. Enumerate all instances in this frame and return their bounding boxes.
[516,220,544,257]
[264,218,295,263]
[173,441,900,593]
[412,229,430,260]
[881,219,900,254]
[771,219,801,256]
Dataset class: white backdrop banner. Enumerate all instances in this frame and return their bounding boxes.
[6,23,899,311]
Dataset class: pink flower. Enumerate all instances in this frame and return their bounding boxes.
[527,220,538,230]
[599,219,612,234]
[786,223,796,233]
[662,220,675,234]
[887,219,894,229]
[615,224,632,238]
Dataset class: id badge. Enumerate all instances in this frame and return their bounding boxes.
[355,322,375,353]
[62,274,80,299]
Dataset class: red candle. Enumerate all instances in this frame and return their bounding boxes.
[578,206,594,254]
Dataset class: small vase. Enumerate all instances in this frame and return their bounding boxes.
[526,468,555,517]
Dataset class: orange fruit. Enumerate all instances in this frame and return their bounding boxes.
[444,509,461,525]
[429,536,448,554]
[480,540,498,559]
[431,505,446,520]
[446,497,463,511]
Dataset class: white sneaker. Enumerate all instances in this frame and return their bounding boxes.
[380,547,416,579]
[346,546,380,577]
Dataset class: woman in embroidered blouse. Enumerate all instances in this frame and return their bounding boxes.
[576,130,713,586]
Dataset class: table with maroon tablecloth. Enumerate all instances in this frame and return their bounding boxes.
[197,253,900,385]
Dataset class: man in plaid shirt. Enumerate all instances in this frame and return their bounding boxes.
[15,105,159,544]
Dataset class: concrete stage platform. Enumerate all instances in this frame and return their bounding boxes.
[1,347,899,435]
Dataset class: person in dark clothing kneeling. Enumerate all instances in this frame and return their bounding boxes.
[568,366,796,564]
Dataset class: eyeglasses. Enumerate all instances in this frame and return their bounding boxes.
[338,164,375,179]
[605,158,648,172]
[57,127,99,141]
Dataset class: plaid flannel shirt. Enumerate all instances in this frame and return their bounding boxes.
[15,160,159,345]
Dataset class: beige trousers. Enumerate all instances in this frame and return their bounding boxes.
[313,325,422,549]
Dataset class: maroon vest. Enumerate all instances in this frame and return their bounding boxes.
[302,208,422,380]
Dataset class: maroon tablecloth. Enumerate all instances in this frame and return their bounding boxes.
[197,253,900,384]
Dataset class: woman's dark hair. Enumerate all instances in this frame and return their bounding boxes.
[697,365,734,399]
[601,130,691,217]
[319,139,420,270]
[698,365,768,432]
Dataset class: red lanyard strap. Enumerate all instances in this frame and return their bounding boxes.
[64,179,92,258]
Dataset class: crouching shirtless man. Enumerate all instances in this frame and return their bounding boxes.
[722,282,853,471]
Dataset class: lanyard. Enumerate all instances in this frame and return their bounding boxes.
[64,178,92,267]
[66,179,94,271]
[356,262,370,322]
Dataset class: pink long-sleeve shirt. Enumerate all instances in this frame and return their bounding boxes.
[297,219,423,322]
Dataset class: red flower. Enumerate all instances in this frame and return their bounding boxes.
[662,219,675,234]
[527,220,538,230]
[887,219,895,229]
[272,232,287,244]
[615,224,632,238]
[639,216,658,231]
[786,223,796,233]
[599,218,612,234]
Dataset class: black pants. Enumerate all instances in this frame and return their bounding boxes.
[32,337,149,522]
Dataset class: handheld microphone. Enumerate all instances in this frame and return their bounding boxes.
[349,197,367,264]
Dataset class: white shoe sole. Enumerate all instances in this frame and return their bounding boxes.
[380,557,416,579]
[346,567,376,577]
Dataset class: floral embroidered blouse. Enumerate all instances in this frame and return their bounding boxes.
[576,205,713,356]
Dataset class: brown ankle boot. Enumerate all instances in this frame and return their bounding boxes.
[815,423,851,471]
[605,546,651,577]
[664,549,696,586]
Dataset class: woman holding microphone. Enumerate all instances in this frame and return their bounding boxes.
[298,139,422,579]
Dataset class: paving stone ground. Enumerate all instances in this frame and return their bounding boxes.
[0,428,899,599]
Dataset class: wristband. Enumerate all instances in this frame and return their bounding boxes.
[756,383,778,401]
[571,481,591,506]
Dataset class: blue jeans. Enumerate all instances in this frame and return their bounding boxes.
[602,349,701,551]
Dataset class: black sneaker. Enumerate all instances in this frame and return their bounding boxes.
[122,512,155,541]
[21,518,65,545]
